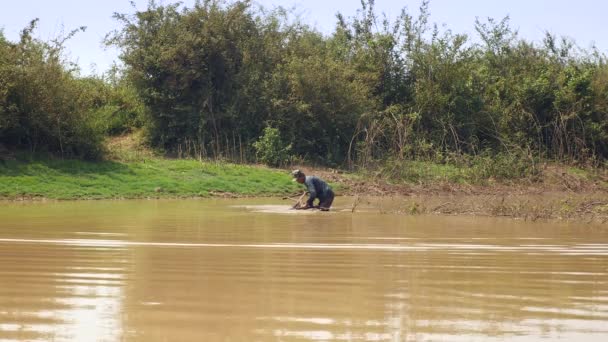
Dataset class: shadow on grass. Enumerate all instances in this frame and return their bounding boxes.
[0,152,133,177]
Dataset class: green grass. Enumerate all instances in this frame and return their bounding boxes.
[375,154,541,185]
[567,167,592,179]
[375,160,480,184]
[0,154,301,200]
[395,161,466,183]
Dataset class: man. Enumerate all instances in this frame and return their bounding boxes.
[291,169,334,211]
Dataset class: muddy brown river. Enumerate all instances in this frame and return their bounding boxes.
[1,199,607,341]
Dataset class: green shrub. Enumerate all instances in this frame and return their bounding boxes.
[252,127,292,167]
[0,21,104,159]
[468,151,539,181]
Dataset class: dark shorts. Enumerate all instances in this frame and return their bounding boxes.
[318,189,335,209]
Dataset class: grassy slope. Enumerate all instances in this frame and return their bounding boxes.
[1,130,606,201]
[0,156,301,200]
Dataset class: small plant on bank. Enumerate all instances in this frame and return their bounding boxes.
[253,127,292,167]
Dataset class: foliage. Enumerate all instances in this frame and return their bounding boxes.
[0,21,104,159]
[2,0,608,174]
[89,71,147,136]
[106,0,374,163]
[107,1,265,158]
[338,1,608,170]
[252,126,291,167]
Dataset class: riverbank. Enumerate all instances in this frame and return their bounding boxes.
[292,165,607,224]
[1,151,607,223]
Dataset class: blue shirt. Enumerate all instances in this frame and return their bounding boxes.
[304,176,332,206]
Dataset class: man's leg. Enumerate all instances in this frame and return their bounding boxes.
[318,190,334,211]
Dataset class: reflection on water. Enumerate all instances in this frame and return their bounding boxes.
[1,199,607,341]
[0,242,126,342]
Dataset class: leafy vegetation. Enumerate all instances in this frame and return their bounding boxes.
[1,0,607,182]
[253,127,292,167]
[0,21,146,160]
[104,0,608,168]
[0,20,104,159]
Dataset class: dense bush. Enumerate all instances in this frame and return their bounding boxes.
[106,0,608,167]
[341,2,608,166]
[87,75,146,136]
[0,22,148,159]
[252,126,292,167]
[0,21,104,159]
[2,0,608,169]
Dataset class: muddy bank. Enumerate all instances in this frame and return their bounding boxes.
[298,166,608,224]
[339,194,607,224]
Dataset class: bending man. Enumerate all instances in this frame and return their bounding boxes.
[291,169,335,211]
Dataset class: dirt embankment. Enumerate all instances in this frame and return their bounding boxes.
[295,166,608,224]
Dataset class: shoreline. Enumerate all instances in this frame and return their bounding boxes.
[2,188,607,225]
[1,156,607,224]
